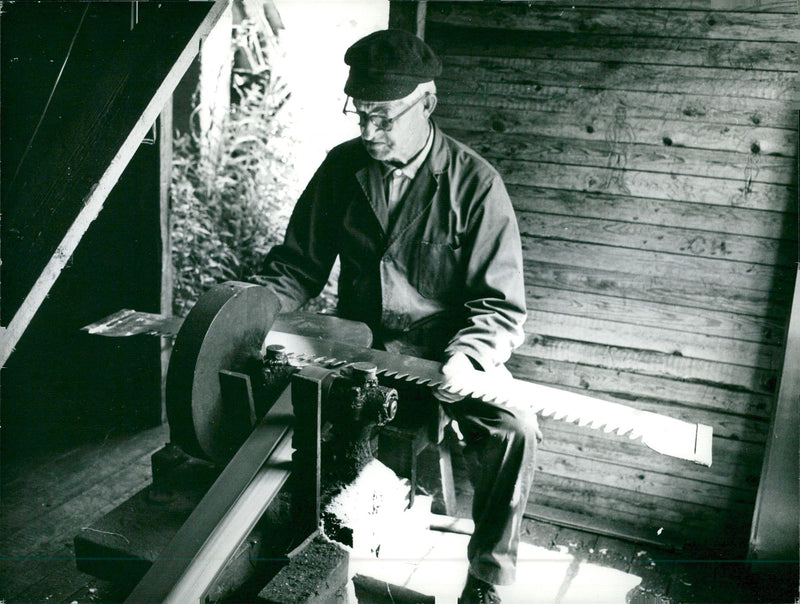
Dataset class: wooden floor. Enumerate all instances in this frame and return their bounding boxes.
[0,424,786,603]
[0,424,169,604]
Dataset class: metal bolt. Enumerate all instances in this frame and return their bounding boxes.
[350,361,377,383]
[265,344,287,362]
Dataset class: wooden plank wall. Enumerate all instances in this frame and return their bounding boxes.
[416,1,798,553]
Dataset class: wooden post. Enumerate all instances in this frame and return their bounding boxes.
[388,1,427,39]
[160,102,174,423]
[415,1,427,39]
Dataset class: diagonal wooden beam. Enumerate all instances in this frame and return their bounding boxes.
[0,0,230,369]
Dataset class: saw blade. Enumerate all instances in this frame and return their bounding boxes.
[265,331,713,466]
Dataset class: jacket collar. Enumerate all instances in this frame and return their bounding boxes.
[427,120,450,176]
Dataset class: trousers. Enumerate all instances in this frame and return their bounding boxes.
[392,383,539,586]
[444,397,538,585]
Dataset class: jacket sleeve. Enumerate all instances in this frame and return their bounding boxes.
[259,155,340,312]
[443,173,527,369]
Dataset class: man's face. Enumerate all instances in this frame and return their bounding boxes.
[353,93,433,165]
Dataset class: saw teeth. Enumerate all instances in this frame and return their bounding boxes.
[286,343,655,440]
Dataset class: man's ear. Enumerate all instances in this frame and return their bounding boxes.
[424,93,437,117]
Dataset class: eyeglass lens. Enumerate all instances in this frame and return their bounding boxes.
[344,94,426,131]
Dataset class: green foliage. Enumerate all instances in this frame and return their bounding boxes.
[170,73,298,317]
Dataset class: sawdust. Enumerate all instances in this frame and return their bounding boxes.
[323,458,411,557]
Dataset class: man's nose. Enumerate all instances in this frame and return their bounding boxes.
[360,120,380,140]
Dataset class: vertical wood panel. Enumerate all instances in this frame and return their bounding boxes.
[748,270,800,561]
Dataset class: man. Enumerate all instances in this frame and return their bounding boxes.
[261,29,538,604]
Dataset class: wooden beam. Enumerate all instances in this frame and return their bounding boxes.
[524,504,684,552]
[160,102,174,423]
[388,1,428,38]
[426,5,798,43]
[435,103,796,157]
[290,367,327,542]
[0,0,230,369]
[415,1,428,39]
[262,0,285,35]
[426,22,798,73]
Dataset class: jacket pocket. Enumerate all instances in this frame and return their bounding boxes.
[414,241,461,300]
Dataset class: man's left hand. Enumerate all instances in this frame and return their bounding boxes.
[434,352,544,443]
[433,351,513,403]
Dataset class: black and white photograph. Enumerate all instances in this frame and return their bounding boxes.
[1,1,798,602]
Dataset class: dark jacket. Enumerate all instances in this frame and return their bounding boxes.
[261,122,526,369]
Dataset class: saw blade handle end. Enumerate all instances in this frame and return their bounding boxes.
[694,423,713,467]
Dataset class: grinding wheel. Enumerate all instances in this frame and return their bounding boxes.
[166,281,281,463]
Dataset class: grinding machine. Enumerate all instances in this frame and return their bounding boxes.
[75,281,713,602]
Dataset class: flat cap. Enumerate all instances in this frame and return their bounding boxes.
[344,29,442,102]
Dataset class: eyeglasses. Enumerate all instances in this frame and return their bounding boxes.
[342,94,429,132]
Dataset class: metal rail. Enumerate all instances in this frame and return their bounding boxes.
[125,386,294,603]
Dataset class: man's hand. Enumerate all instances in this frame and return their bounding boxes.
[434,352,543,442]
[433,351,513,403]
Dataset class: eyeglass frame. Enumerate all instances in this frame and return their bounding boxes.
[342,93,430,132]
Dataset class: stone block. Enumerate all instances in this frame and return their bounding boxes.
[352,574,435,603]
[258,536,349,604]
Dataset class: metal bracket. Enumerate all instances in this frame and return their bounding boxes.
[291,365,339,543]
